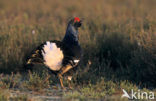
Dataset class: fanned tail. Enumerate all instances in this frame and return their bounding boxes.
[24,40,64,71]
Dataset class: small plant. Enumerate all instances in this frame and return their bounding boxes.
[23,71,51,91]
[119,80,138,93]
[64,91,86,101]
[0,72,21,89]
[64,78,117,100]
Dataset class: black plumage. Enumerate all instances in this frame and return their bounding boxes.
[25,17,83,89]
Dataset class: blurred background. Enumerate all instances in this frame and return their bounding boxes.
[0,0,156,87]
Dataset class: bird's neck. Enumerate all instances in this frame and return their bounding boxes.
[62,24,79,46]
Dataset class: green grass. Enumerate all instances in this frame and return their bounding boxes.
[63,78,156,100]
[0,0,156,100]
[22,71,51,91]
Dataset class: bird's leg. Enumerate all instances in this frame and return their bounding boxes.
[58,65,73,90]
[60,65,73,75]
[67,76,73,89]
[58,73,66,90]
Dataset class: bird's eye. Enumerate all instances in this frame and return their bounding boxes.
[74,22,81,27]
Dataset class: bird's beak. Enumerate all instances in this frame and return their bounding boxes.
[79,19,83,27]
[76,20,82,28]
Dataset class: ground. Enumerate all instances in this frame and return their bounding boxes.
[0,72,156,101]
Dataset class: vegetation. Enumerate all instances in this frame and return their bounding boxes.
[0,0,156,100]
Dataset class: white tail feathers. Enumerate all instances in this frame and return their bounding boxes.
[42,41,63,71]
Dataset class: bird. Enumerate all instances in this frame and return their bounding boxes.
[25,17,83,89]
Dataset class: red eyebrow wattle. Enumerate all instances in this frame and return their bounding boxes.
[74,17,80,22]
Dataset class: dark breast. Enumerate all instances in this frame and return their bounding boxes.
[70,45,82,59]
[60,42,82,67]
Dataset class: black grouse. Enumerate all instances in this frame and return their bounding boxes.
[26,17,83,89]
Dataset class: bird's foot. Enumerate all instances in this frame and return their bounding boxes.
[62,87,67,91]
[68,86,73,90]
[57,73,66,90]
[67,76,73,90]
[52,86,59,90]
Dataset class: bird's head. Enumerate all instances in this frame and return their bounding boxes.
[68,17,82,29]
[63,17,82,44]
